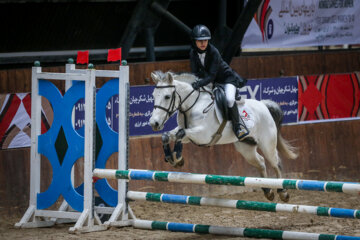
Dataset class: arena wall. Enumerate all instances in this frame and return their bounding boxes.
[0,50,359,210]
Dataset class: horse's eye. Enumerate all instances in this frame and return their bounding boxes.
[165,95,171,100]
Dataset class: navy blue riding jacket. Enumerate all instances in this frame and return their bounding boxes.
[190,43,247,88]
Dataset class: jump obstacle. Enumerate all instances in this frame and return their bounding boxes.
[126,191,360,219]
[15,59,129,231]
[94,169,360,194]
[15,61,360,239]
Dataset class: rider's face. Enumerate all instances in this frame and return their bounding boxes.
[196,40,208,51]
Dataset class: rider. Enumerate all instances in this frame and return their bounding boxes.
[189,24,249,141]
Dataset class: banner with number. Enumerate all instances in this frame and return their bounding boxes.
[242,0,360,48]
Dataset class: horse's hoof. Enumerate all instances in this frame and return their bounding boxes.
[164,156,172,163]
[171,152,184,168]
[175,158,184,167]
[264,189,275,201]
[278,190,290,202]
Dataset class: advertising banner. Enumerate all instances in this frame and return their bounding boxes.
[0,93,52,149]
[242,0,360,48]
[240,77,298,124]
[128,86,177,136]
[73,85,177,137]
[88,76,299,137]
[8,73,359,149]
[298,72,360,121]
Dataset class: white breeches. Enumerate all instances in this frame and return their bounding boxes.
[225,83,236,108]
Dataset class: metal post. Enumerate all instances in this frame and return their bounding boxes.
[119,0,153,59]
[218,0,227,31]
[29,66,42,208]
[145,28,156,61]
[222,0,262,64]
[118,65,129,221]
[151,1,191,36]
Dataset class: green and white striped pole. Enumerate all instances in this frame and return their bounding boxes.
[93,169,360,194]
[127,191,360,219]
[133,219,360,240]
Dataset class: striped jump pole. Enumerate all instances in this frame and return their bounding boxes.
[93,169,360,195]
[133,219,360,240]
[127,191,360,219]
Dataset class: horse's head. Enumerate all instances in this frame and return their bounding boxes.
[149,71,178,131]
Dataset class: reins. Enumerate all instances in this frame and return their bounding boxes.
[153,85,177,128]
[201,87,215,114]
[153,83,214,129]
[154,80,226,147]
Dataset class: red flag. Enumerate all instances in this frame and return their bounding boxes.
[107,48,122,62]
[77,51,89,64]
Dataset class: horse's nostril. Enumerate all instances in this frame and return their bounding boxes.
[155,122,159,127]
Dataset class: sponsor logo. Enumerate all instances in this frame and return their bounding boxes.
[254,0,273,42]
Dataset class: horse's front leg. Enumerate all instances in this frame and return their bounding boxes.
[171,129,186,167]
[162,126,203,168]
[161,127,184,166]
[161,128,187,168]
[161,131,173,164]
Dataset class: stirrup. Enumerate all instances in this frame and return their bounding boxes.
[236,129,249,141]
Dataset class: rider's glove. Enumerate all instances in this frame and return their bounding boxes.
[191,81,201,90]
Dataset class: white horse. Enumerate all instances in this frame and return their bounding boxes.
[149,71,298,202]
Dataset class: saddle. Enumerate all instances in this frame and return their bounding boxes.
[213,86,229,121]
[213,85,242,121]
[204,85,231,146]
[209,85,255,146]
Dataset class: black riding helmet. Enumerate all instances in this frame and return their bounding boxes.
[191,24,211,40]
[191,25,211,53]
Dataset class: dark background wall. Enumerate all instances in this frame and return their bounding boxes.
[0,0,244,66]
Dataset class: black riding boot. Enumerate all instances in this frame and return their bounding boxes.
[229,104,249,141]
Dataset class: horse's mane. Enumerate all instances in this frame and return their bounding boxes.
[173,72,198,84]
[152,70,212,91]
[153,70,198,84]
[173,72,214,91]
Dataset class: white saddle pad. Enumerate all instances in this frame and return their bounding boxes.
[214,100,255,129]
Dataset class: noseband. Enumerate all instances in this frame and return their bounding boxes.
[153,85,178,118]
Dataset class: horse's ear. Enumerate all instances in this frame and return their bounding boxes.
[151,72,159,84]
[166,72,174,84]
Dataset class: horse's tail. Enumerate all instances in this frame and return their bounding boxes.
[262,100,298,160]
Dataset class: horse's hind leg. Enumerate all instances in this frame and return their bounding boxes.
[260,143,290,202]
[234,142,275,201]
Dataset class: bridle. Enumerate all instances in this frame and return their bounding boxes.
[153,84,200,128]
[153,85,178,120]
[153,81,221,147]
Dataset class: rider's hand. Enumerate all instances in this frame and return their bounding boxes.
[191,81,200,90]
